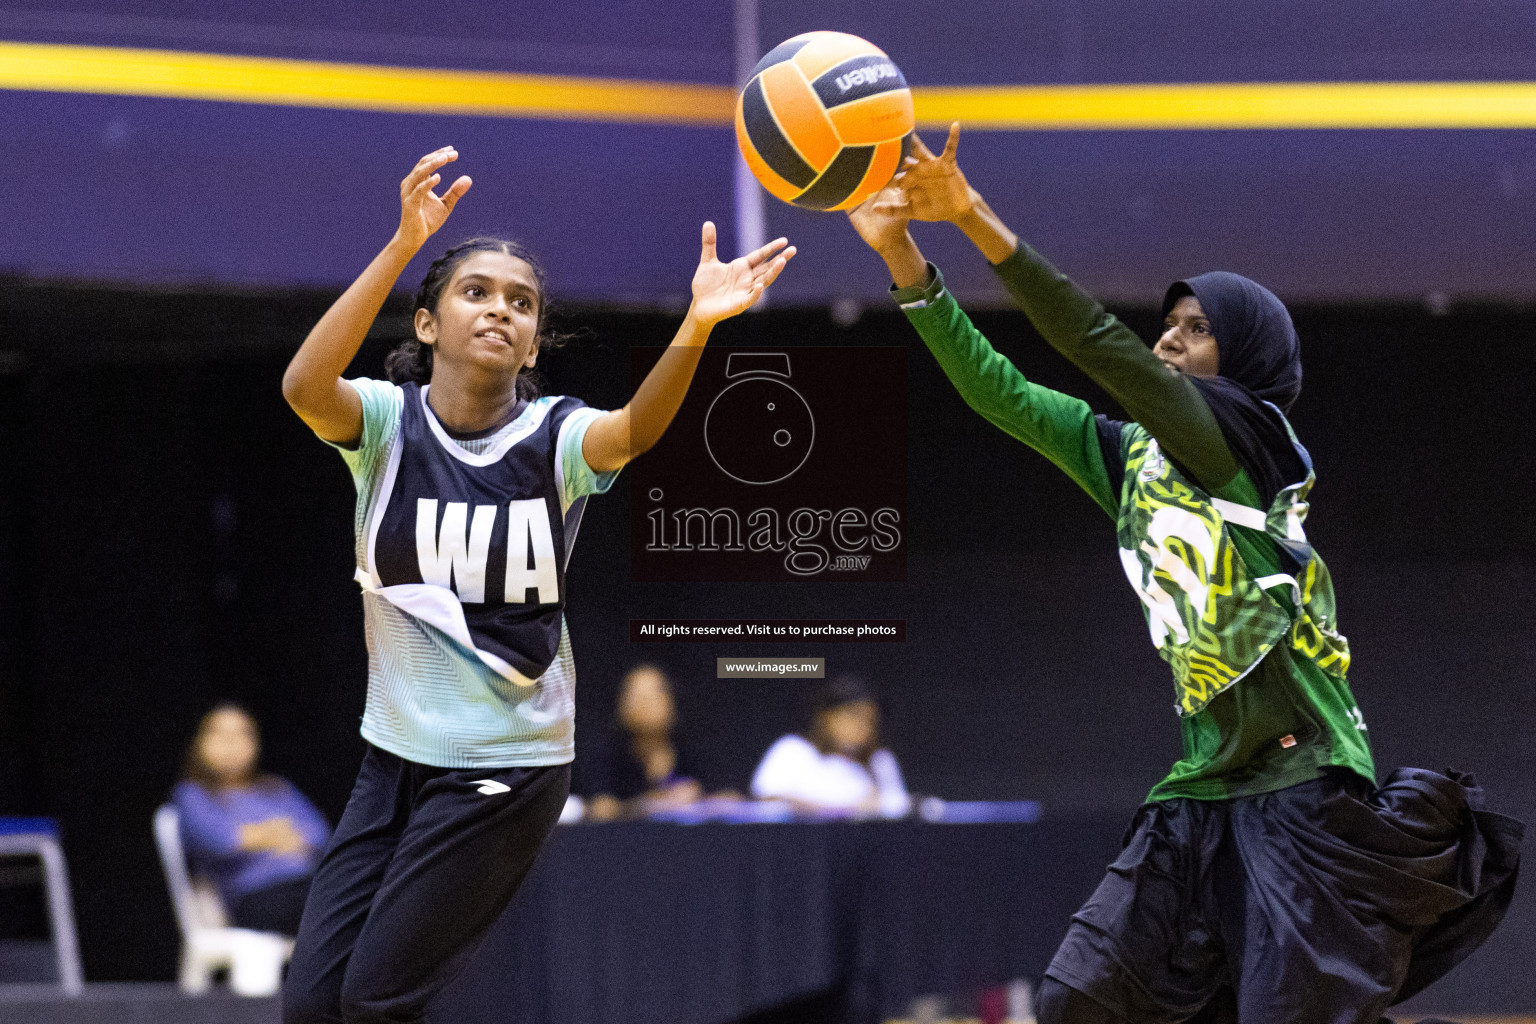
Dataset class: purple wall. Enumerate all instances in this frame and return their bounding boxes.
[6,91,735,301]
[4,1,1536,302]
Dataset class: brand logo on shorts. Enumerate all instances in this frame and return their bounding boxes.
[471,779,511,795]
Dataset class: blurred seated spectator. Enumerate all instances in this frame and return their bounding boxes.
[172,703,329,936]
[584,665,706,821]
[751,676,911,818]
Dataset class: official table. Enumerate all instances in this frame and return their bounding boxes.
[429,816,1126,1024]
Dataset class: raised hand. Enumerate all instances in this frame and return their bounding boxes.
[848,183,928,288]
[690,222,796,324]
[894,122,975,223]
[580,224,796,472]
[848,183,914,255]
[397,147,473,250]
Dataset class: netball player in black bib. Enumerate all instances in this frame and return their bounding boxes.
[278,146,793,1024]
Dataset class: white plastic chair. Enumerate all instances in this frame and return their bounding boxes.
[153,804,294,997]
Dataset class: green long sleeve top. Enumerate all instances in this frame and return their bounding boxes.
[894,246,1374,802]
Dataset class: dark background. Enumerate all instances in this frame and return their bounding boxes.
[0,275,1530,1009]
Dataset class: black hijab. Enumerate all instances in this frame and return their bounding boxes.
[1162,272,1306,506]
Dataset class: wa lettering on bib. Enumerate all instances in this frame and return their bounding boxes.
[357,383,591,687]
[1115,421,1350,716]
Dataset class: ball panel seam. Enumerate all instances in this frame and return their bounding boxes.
[829,136,907,211]
[761,60,842,169]
[735,110,805,204]
[750,34,813,80]
[740,75,816,189]
[795,144,874,210]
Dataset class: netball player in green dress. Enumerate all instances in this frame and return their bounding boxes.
[849,125,1521,1024]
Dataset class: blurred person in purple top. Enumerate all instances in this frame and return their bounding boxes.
[173,704,330,936]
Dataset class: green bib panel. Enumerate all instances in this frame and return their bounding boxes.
[1116,424,1350,717]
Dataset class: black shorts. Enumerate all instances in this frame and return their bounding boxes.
[282,744,571,1024]
[1047,767,1522,1024]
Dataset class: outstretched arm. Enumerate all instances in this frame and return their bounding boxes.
[580,224,795,473]
[894,125,1239,492]
[282,146,472,444]
[849,188,1119,514]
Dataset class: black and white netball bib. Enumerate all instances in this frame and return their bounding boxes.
[357,383,591,686]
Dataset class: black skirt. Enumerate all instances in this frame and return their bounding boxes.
[1046,767,1523,1024]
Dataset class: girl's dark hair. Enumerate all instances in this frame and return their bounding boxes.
[807,675,881,765]
[181,702,282,794]
[385,237,562,400]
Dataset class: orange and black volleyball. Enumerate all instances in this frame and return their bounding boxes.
[735,31,915,212]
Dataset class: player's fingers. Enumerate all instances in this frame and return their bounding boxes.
[413,145,454,167]
[940,122,961,163]
[403,153,437,189]
[440,176,473,214]
[406,161,448,196]
[746,236,790,268]
[760,251,793,288]
[909,133,938,162]
[405,172,438,203]
[403,147,456,192]
[700,221,718,263]
[751,245,795,282]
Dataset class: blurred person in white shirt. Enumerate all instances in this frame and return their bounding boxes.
[751,676,911,818]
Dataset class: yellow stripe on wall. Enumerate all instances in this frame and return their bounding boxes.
[912,80,1536,129]
[0,41,735,125]
[4,41,1536,130]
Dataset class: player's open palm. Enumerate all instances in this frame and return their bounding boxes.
[398,147,473,250]
[691,221,796,324]
[896,122,974,223]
